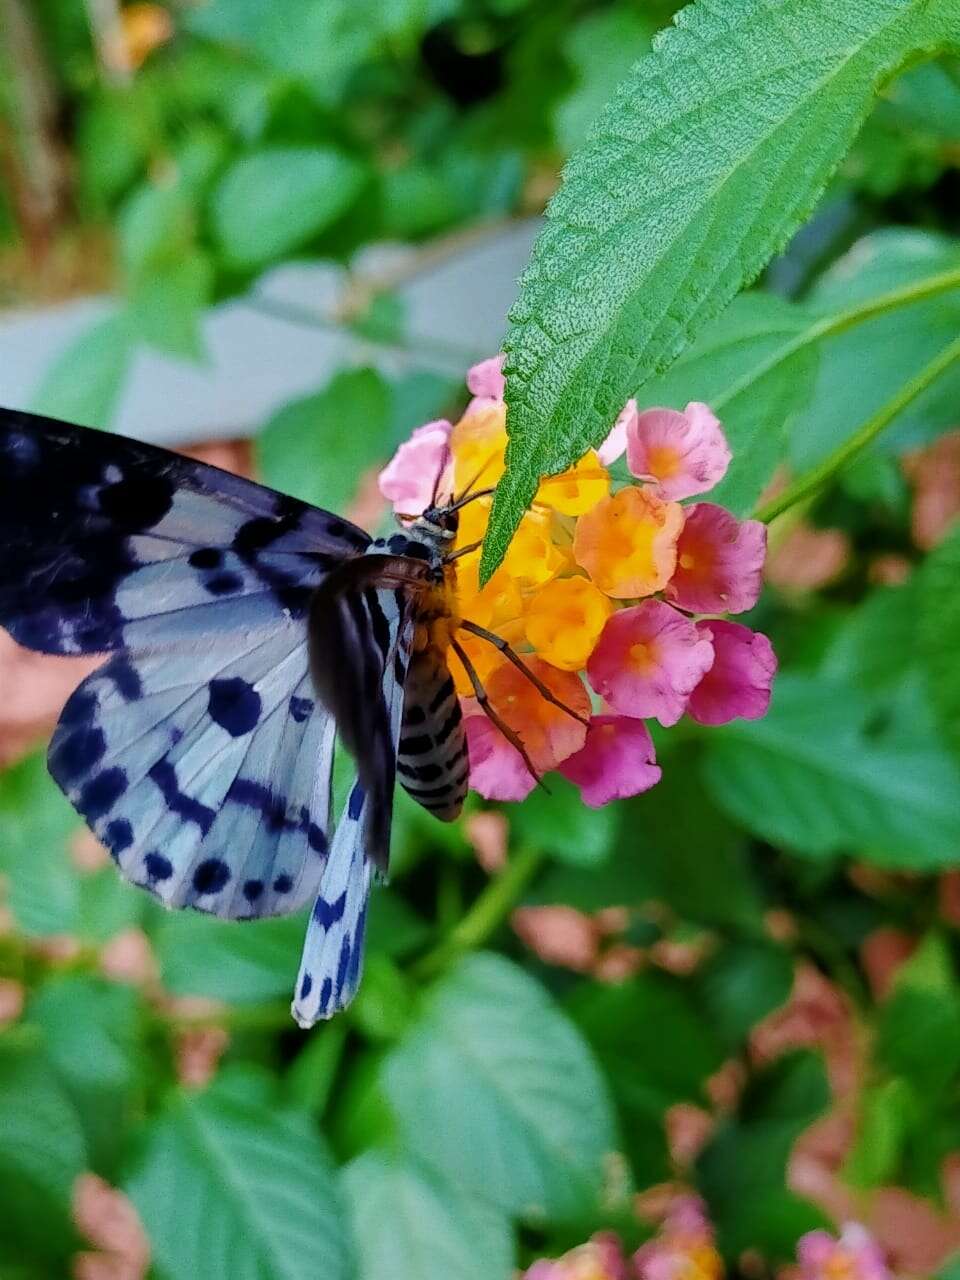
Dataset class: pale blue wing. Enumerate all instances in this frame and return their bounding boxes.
[293,589,413,1025]
[0,409,369,655]
[48,620,335,919]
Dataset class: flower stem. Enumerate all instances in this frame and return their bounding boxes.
[753,329,960,524]
[716,264,960,412]
[414,844,545,979]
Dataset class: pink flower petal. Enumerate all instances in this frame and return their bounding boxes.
[665,502,767,614]
[586,600,714,727]
[597,399,635,465]
[464,712,537,802]
[626,401,731,500]
[686,620,776,725]
[377,419,452,516]
[559,715,661,806]
[797,1224,892,1280]
[465,354,506,412]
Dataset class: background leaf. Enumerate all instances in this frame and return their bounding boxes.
[483,0,960,579]
[126,1089,351,1280]
[343,1150,514,1280]
[383,953,617,1221]
[919,521,960,765]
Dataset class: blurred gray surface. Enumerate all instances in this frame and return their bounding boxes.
[0,219,539,446]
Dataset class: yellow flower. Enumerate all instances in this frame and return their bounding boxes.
[534,451,609,516]
[574,486,683,598]
[524,576,612,670]
[450,405,508,492]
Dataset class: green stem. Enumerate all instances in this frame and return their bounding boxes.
[716,264,960,412]
[414,844,545,979]
[753,329,960,524]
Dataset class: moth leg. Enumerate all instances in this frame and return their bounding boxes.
[458,619,590,728]
[450,635,545,790]
[444,539,482,562]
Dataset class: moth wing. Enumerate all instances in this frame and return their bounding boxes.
[48,618,335,920]
[0,409,369,655]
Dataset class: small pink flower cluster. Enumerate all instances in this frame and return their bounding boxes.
[380,356,777,808]
[797,1224,892,1280]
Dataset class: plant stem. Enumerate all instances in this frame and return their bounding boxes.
[414,844,545,979]
[715,264,960,412]
[753,329,960,524]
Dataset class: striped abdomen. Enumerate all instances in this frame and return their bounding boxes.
[397,650,467,821]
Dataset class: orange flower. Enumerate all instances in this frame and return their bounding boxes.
[574,486,683,598]
[524,576,612,670]
[534,451,609,516]
[474,657,589,773]
[450,405,508,491]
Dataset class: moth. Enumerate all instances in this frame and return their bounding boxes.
[0,408,581,1025]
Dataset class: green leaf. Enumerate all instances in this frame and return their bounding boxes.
[128,252,213,361]
[31,312,134,429]
[0,753,80,936]
[212,147,365,268]
[119,179,196,282]
[919,521,960,765]
[126,1090,351,1280]
[702,673,960,868]
[569,974,725,1183]
[875,933,960,1096]
[0,1040,86,1264]
[255,368,393,513]
[483,0,960,581]
[343,1150,514,1280]
[696,941,793,1049]
[636,291,819,516]
[383,952,616,1221]
[697,1052,830,1257]
[155,909,303,1003]
[27,975,140,1174]
[512,775,618,866]
[791,230,960,469]
[842,1078,916,1188]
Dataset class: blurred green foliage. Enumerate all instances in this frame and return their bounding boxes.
[2,1,960,1277]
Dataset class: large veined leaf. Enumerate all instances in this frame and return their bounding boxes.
[0,753,81,937]
[702,674,960,868]
[382,953,617,1221]
[155,909,305,1003]
[482,0,960,580]
[343,1150,514,1280]
[919,521,960,766]
[126,1090,351,1280]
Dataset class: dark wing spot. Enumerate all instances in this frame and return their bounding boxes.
[300,972,313,1000]
[59,689,98,728]
[145,851,173,881]
[189,548,223,569]
[193,858,230,895]
[243,879,264,903]
[208,677,261,736]
[147,760,216,835]
[312,890,347,930]
[319,977,333,1013]
[99,474,174,529]
[348,782,365,820]
[273,873,293,894]
[289,695,314,723]
[203,572,244,597]
[52,726,106,781]
[109,656,143,702]
[78,767,127,821]
[105,818,134,855]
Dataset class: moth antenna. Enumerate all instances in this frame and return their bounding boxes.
[458,619,590,727]
[450,635,547,792]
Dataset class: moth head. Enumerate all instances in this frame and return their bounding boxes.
[417,504,460,540]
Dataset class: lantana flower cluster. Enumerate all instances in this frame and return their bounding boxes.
[379,355,777,806]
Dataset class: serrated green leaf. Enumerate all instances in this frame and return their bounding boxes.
[483,0,960,581]
[702,673,960,868]
[342,1150,514,1280]
[919,521,960,764]
[211,147,366,268]
[126,1090,350,1280]
[383,952,616,1221]
[0,1041,86,1264]
[255,368,393,513]
[0,753,81,937]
